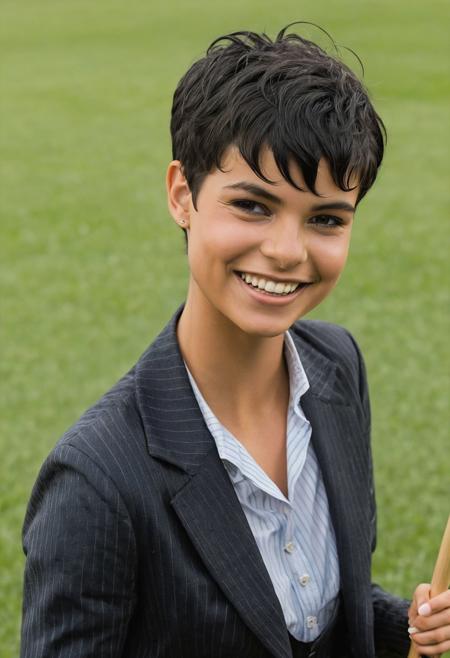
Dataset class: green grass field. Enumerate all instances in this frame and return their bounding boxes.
[1,1,449,654]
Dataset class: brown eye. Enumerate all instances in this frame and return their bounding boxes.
[309,215,344,227]
[231,199,270,216]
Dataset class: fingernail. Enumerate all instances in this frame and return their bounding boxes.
[418,603,431,616]
[408,626,419,634]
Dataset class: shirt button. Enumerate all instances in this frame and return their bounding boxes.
[284,541,295,554]
[299,573,310,587]
[306,615,318,629]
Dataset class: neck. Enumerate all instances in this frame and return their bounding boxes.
[177,291,289,422]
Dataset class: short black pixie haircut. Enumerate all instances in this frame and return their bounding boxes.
[170,23,385,215]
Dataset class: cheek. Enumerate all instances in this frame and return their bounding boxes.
[313,237,350,279]
[189,213,256,266]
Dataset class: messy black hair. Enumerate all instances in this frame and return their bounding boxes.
[170,23,386,221]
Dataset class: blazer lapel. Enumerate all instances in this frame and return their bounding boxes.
[301,393,373,645]
[136,306,292,658]
[291,326,374,657]
[172,450,292,658]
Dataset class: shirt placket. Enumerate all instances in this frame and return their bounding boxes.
[282,476,323,640]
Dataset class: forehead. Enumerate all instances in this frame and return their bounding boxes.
[211,146,359,202]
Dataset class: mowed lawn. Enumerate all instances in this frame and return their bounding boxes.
[1,0,448,654]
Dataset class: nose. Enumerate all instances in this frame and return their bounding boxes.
[259,219,308,271]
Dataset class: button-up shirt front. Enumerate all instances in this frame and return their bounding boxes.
[185,330,340,642]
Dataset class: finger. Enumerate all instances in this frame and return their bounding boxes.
[409,624,450,646]
[410,636,450,656]
[409,606,450,632]
[408,600,417,625]
[409,582,431,624]
[414,582,432,611]
[425,588,450,614]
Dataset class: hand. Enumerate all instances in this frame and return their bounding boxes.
[408,583,450,655]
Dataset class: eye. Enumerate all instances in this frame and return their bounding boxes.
[230,199,271,216]
[309,215,344,227]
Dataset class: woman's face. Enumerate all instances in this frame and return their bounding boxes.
[170,146,359,337]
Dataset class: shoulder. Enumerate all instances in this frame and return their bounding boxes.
[59,366,143,461]
[29,309,183,512]
[31,360,151,511]
[24,369,152,555]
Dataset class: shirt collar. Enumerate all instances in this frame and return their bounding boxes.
[284,329,310,416]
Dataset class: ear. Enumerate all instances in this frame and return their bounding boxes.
[166,160,192,229]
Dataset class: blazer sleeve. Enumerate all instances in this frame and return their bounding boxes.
[21,441,137,658]
[346,330,411,657]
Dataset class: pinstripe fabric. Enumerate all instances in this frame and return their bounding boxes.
[21,305,411,658]
[185,331,340,642]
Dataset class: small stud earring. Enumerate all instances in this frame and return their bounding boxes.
[179,219,186,226]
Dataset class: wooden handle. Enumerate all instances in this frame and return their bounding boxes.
[407,515,450,658]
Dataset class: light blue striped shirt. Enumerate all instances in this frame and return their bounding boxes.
[185,330,340,642]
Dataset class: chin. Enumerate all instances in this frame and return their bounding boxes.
[233,317,295,338]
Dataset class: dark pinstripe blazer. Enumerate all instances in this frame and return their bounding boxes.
[21,305,410,658]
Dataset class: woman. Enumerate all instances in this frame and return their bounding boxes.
[21,26,450,657]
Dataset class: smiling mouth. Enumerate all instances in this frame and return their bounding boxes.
[235,271,311,296]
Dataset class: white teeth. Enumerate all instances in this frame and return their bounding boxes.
[239,272,301,295]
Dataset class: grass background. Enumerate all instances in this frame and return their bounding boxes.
[1,0,449,654]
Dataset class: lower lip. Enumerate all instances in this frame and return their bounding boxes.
[234,272,309,306]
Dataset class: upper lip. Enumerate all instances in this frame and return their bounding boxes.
[235,270,312,284]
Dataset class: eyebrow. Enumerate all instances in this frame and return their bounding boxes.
[310,201,356,213]
[223,182,282,205]
[223,181,356,214]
